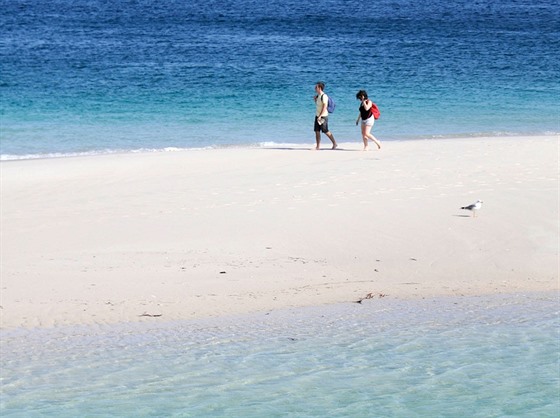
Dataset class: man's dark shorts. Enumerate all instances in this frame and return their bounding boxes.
[314,116,329,133]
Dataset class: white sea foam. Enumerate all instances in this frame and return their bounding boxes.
[2,133,557,161]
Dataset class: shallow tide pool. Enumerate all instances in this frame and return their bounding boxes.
[1,293,558,417]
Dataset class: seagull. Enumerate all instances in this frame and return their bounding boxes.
[461,200,483,217]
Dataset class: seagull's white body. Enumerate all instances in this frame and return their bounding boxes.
[461,200,483,217]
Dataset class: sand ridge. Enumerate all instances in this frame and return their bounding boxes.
[1,136,558,328]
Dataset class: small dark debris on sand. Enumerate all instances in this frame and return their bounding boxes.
[140,313,162,317]
[356,292,388,304]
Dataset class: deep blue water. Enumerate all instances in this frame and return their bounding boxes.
[1,0,559,158]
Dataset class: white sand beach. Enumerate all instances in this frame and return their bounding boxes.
[0,136,558,329]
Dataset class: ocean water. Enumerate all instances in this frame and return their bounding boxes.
[1,3,559,414]
[1,0,559,159]
[1,293,558,417]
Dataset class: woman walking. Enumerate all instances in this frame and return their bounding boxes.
[355,90,381,151]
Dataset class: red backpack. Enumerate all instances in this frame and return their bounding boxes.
[370,102,380,120]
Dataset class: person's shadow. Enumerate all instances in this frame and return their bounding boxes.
[263,147,365,152]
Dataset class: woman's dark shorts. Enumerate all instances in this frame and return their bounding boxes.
[314,116,329,133]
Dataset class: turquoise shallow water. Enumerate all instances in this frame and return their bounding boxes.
[1,0,559,159]
[1,293,558,417]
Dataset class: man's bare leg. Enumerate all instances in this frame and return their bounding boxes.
[314,131,321,150]
[326,131,338,149]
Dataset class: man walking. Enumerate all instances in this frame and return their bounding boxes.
[313,82,337,150]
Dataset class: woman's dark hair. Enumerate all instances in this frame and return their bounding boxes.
[356,90,368,100]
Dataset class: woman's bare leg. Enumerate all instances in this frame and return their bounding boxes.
[364,124,381,149]
[361,124,369,150]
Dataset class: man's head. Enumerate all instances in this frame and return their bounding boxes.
[315,82,325,93]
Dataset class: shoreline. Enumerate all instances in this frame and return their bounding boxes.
[1,133,558,162]
[1,135,558,330]
[1,290,556,338]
